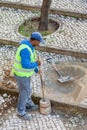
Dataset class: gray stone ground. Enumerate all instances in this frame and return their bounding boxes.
[1,44,86,130]
[0,93,87,130]
[1,0,87,14]
[0,0,87,129]
[0,7,87,52]
[0,45,87,104]
[0,49,86,127]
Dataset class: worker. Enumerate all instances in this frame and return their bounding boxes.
[12,32,44,120]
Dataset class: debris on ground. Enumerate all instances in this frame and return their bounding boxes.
[0,66,17,89]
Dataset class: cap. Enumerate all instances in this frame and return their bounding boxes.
[30,32,45,44]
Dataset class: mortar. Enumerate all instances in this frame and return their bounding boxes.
[45,62,87,105]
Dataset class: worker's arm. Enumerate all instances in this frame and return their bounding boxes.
[20,48,38,69]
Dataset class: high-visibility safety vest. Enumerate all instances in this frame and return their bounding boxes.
[12,44,37,77]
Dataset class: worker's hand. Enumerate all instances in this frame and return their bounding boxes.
[37,59,41,66]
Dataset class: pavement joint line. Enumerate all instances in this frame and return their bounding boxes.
[0,45,87,129]
[0,1,87,19]
[0,7,87,54]
[0,2,87,129]
[0,39,87,59]
[0,86,87,115]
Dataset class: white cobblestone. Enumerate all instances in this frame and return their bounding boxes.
[1,0,87,14]
[0,7,87,52]
[0,105,87,130]
[0,45,87,100]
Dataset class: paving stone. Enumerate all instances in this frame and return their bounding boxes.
[0,45,87,98]
[3,93,8,98]
[1,0,87,14]
[0,3,87,128]
[0,7,87,52]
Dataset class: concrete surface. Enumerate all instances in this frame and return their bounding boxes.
[45,62,87,106]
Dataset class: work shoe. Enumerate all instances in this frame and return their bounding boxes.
[26,104,39,112]
[17,114,31,120]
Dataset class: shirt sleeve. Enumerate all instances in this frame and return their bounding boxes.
[20,48,38,69]
[34,67,39,73]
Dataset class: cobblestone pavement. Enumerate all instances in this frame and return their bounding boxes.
[0,7,87,52]
[0,2,87,130]
[0,7,38,41]
[1,0,87,14]
[0,111,66,130]
[0,93,87,130]
[0,45,87,104]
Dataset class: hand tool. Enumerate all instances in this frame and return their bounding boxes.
[46,58,74,83]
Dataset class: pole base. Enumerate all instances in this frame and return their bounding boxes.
[39,99,51,115]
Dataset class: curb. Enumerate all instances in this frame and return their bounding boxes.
[0,1,87,19]
[0,39,87,58]
[0,86,87,115]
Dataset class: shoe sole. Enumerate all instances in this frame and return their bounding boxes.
[17,114,31,120]
[26,106,39,112]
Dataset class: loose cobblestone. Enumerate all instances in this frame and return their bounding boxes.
[0,7,87,52]
[1,0,87,14]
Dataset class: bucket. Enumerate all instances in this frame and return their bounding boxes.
[40,99,51,115]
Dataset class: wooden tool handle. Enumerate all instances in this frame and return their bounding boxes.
[38,56,45,100]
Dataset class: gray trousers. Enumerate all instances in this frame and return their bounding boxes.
[15,76,34,116]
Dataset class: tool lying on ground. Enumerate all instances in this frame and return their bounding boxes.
[46,58,74,83]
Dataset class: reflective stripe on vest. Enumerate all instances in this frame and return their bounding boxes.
[13,59,33,72]
[13,66,33,72]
